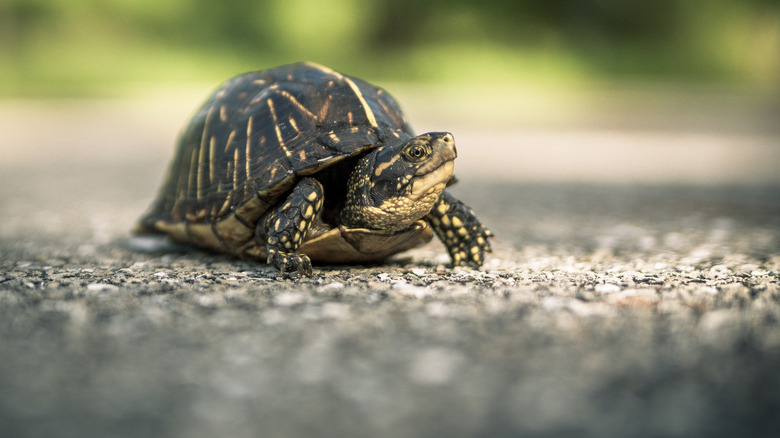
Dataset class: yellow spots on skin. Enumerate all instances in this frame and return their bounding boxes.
[451,217,463,228]
[457,227,468,236]
[441,215,451,227]
[280,235,288,243]
[470,246,479,254]
[302,205,314,220]
[293,231,301,243]
[305,191,317,202]
[274,218,282,231]
[477,237,485,246]
[437,202,449,215]
[284,241,292,249]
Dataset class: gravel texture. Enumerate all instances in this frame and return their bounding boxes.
[1,94,779,437]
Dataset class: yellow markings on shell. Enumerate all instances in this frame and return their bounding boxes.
[302,205,314,220]
[304,62,342,78]
[246,116,253,179]
[347,111,354,124]
[342,76,378,128]
[289,117,299,133]
[195,106,217,199]
[267,98,292,158]
[224,129,237,154]
[219,105,228,123]
[233,148,240,188]
[252,79,266,86]
[318,97,331,123]
[279,90,317,120]
[208,136,217,186]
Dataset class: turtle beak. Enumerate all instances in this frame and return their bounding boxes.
[434,132,457,161]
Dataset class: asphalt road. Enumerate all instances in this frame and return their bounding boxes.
[1,89,779,437]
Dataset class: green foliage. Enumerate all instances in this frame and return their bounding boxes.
[0,0,777,95]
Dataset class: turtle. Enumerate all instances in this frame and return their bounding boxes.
[137,62,492,276]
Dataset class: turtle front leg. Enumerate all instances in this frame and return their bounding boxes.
[425,191,493,267]
[260,178,324,276]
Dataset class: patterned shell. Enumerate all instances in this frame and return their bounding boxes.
[140,62,414,228]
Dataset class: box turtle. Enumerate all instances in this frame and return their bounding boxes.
[137,62,492,275]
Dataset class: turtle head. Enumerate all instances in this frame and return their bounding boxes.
[341,132,456,232]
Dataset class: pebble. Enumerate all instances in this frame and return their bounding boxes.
[86,283,118,292]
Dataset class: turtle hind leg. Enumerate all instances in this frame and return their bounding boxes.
[260,177,324,276]
[425,191,493,267]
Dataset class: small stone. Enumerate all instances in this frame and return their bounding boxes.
[320,281,345,291]
[274,292,305,307]
[595,284,621,294]
[321,302,350,319]
[86,283,118,292]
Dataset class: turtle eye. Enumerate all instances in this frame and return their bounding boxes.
[404,144,429,162]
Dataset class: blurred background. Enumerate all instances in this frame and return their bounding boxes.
[1,0,779,185]
[1,0,779,94]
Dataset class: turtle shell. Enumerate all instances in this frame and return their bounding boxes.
[138,62,430,262]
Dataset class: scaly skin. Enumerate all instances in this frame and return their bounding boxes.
[425,191,493,266]
[261,178,324,276]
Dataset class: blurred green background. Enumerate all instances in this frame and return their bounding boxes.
[1,0,778,96]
